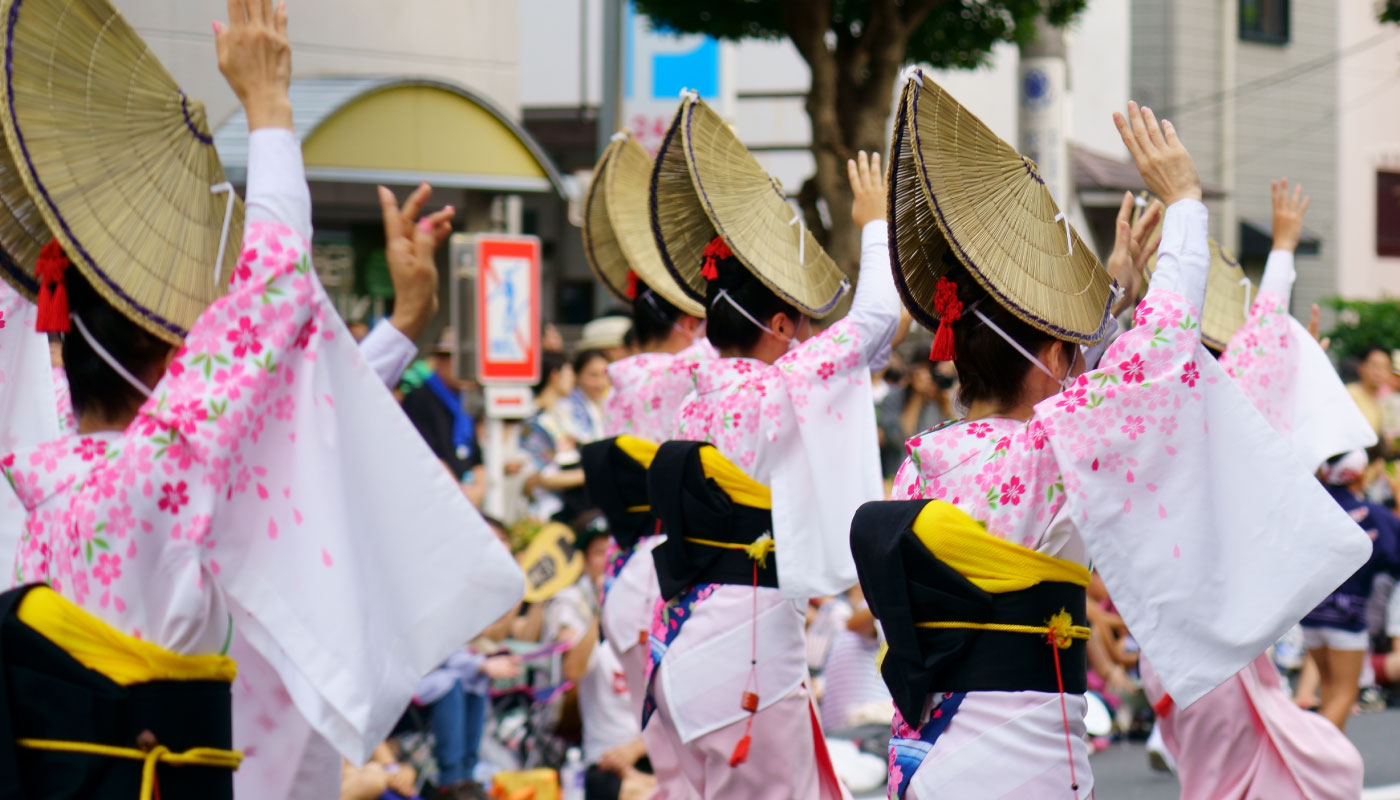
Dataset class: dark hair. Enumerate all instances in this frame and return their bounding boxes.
[630,281,683,347]
[534,349,570,395]
[943,265,1074,410]
[1359,344,1391,363]
[572,348,608,376]
[703,252,800,352]
[63,266,173,423]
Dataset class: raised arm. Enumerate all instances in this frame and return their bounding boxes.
[1113,102,1208,314]
[1259,178,1308,301]
[843,151,900,365]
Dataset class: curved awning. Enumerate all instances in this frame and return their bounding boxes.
[214,76,565,196]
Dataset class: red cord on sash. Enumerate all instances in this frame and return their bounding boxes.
[729,560,760,767]
[1048,624,1079,794]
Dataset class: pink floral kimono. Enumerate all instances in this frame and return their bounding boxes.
[887,200,1370,799]
[643,220,898,800]
[600,337,714,800]
[1136,247,1371,800]
[1,130,524,799]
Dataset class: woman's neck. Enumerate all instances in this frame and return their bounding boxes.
[537,389,561,411]
[77,411,136,435]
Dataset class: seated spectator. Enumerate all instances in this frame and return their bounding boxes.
[816,588,893,731]
[415,649,524,800]
[341,743,421,800]
[562,349,611,445]
[402,328,487,506]
[575,315,633,363]
[546,513,650,800]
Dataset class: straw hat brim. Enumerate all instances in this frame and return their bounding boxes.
[653,95,848,319]
[0,0,244,346]
[0,138,51,299]
[584,133,705,318]
[650,100,715,306]
[889,73,1112,344]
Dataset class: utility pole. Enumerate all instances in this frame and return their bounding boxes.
[1018,16,1071,212]
[597,0,623,157]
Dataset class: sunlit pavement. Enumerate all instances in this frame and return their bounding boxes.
[1089,708,1400,799]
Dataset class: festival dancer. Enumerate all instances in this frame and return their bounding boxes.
[0,2,522,797]
[1137,179,1371,798]
[851,73,1370,799]
[578,131,711,799]
[639,92,898,800]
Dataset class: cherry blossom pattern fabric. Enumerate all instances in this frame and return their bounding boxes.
[1218,287,1374,471]
[3,220,524,778]
[0,282,61,576]
[894,286,1370,711]
[603,338,716,442]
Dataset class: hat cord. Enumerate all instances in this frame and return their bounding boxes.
[1239,278,1253,318]
[713,288,783,341]
[1052,211,1073,256]
[210,182,236,286]
[69,313,153,399]
[971,307,1072,390]
[787,212,806,267]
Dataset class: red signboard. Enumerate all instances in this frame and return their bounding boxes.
[474,235,541,385]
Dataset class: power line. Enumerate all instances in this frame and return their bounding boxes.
[1222,75,1398,173]
[1163,29,1399,118]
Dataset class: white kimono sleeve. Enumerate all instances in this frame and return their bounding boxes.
[1218,250,1376,471]
[1035,203,1370,708]
[0,283,60,569]
[137,130,523,763]
[769,220,899,599]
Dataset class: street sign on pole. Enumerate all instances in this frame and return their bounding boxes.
[474,234,542,387]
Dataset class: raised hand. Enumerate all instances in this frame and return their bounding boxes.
[1113,102,1202,208]
[1105,191,1163,314]
[379,183,455,341]
[848,150,886,228]
[1270,179,1310,253]
[214,0,292,132]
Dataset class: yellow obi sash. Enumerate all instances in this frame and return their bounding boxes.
[911,500,1090,593]
[17,586,236,685]
[13,586,242,799]
[682,445,775,565]
[615,435,660,513]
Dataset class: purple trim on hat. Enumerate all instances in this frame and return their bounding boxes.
[1022,158,1045,186]
[6,0,187,338]
[681,101,846,317]
[885,95,940,334]
[180,91,214,145]
[582,145,631,304]
[648,102,706,304]
[907,79,1111,345]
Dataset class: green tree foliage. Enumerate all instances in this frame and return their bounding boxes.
[1325,297,1400,366]
[1383,1,1400,24]
[633,0,1085,278]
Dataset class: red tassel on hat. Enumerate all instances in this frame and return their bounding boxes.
[625,270,638,300]
[35,240,71,334]
[701,235,731,282]
[928,276,961,361]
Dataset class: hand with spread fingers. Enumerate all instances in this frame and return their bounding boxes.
[1106,191,1163,314]
[1113,102,1201,208]
[1270,178,1310,254]
[215,0,293,132]
[848,150,886,228]
[379,183,456,341]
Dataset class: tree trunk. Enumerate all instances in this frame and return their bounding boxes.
[781,0,918,287]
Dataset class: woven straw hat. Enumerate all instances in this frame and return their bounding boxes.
[650,93,847,318]
[0,137,50,299]
[0,0,244,345]
[1143,238,1250,350]
[584,132,704,318]
[888,72,1113,344]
